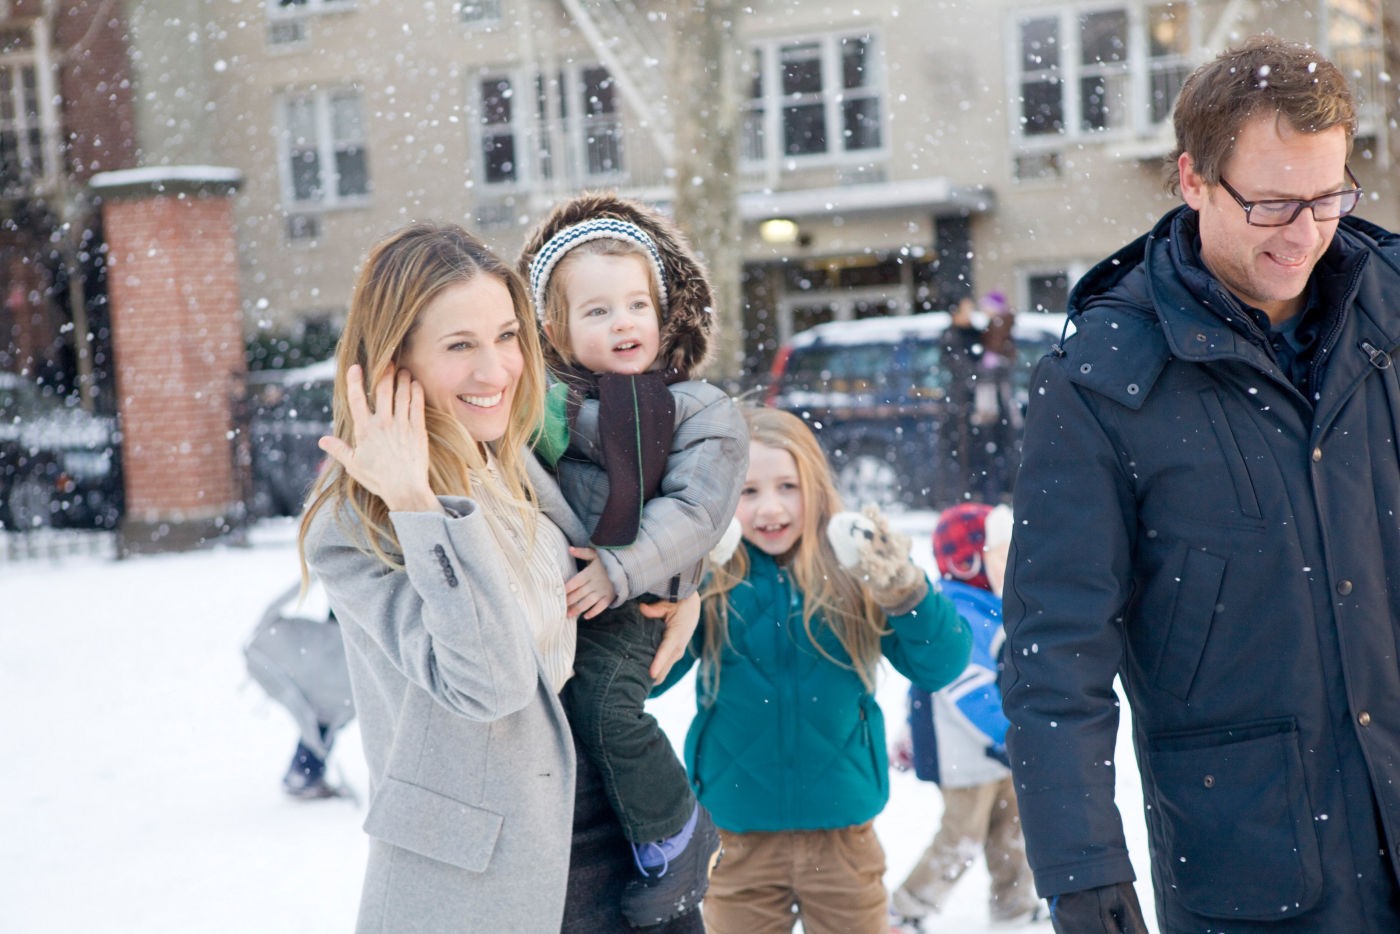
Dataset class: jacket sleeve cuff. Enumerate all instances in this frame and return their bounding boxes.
[881,574,929,617]
[596,549,633,606]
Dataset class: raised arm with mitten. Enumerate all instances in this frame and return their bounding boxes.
[825,504,928,613]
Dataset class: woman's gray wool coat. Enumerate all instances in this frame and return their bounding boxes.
[305,456,589,933]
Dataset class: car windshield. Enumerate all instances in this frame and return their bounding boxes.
[781,343,892,395]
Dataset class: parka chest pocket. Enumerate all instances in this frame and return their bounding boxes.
[1201,390,1263,519]
[1145,718,1322,921]
[1131,388,1272,535]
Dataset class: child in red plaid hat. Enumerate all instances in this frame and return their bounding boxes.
[889,502,1044,931]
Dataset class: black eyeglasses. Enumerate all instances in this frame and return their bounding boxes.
[1217,166,1363,227]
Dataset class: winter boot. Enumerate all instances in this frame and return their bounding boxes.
[620,803,722,927]
[282,737,337,799]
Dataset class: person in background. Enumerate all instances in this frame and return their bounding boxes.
[888,503,1039,932]
[941,296,984,499]
[656,406,972,934]
[244,578,355,800]
[971,291,1019,502]
[518,192,748,927]
[1002,36,1400,934]
[298,222,702,933]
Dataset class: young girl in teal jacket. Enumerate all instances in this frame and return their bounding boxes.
[655,407,972,934]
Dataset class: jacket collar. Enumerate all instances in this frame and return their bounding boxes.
[1074,207,1396,375]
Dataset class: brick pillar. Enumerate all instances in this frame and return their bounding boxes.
[89,167,245,554]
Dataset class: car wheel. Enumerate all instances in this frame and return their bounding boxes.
[834,448,906,513]
[5,469,58,531]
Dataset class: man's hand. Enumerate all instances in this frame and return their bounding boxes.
[1049,882,1149,934]
[565,547,617,619]
[640,592,700,683]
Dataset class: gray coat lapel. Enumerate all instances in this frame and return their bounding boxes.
[526,451,588,546]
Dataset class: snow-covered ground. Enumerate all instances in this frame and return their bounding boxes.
[2,514,1157,933]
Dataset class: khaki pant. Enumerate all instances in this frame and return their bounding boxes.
[893,776,1038,923]
[702,822,888,934]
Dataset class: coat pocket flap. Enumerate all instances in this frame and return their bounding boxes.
[363,777,503,872]
[1146,719,1322,920]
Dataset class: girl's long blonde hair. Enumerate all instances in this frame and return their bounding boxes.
[297,223,546,574]
[699,407,887,700]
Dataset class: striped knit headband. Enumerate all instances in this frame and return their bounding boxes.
[528,218,670,322]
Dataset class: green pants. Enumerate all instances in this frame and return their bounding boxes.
[562,600,696,843]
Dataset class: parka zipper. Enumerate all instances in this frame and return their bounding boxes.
[777,568,798,829]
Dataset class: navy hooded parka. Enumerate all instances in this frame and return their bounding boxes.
[1001,206,1400,933]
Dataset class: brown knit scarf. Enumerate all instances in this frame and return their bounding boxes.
[555,365,684,548]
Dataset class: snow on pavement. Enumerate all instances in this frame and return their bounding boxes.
[1,515,1155,932]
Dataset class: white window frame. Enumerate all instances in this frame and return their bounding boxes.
[459,0,503,27]
[776,284,910,345]
[267,0,354,17]
[277,88,371,210]
[1007,2,1198,148]
[1321,0,1386,140]
[742,28,889,172]
[0,19,59,195]
[471,63,627,191]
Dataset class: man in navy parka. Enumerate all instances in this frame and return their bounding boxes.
[1001,36,1400,934]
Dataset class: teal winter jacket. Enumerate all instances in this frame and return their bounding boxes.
[655,541,971,833]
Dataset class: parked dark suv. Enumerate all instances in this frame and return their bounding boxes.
[243,358,335,517]
[765,311,1069,510]
[0,372,124,530]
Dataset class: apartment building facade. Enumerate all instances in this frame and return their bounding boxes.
[197,0,1397,378]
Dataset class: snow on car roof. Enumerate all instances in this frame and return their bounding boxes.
[786,310,1070,349]
[281,357,338,383]
[788,312,953,348]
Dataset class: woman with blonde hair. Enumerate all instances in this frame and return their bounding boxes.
[299,222,700,932]
[655,406,972,934]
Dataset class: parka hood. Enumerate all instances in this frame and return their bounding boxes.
[517,192,716,379]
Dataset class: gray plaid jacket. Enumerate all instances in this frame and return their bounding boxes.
[556,380,747,603]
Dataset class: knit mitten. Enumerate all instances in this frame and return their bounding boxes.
[826,505,925,611]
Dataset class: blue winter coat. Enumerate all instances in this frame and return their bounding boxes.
[1001,207,1400,934]
[656,542,971,833]
[908,579,1010,788]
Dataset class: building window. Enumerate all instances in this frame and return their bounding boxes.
[745,29,885,167]
[1325,0,1385,134]
[473,64,625,188]
[280,89,370,208]
[479,75,518,184]
[1024,270,1070,316]
[269,0,353,14]
[460,0,502,26]
[0,22,56,197]
[1145,2,1191,125]
[0,61,44,193]
[1078,9,1130,133]
[580,66,624,175]
[1012,2,1191,143]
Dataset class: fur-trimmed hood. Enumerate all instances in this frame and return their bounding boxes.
[517,192,716,378]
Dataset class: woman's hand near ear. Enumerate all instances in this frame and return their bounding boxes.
[319,364,443,514]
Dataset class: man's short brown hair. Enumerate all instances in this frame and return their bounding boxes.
[1167,35,1357,194]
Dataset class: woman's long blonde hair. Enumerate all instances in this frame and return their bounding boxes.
[297,222,547,573]
[699,407,887,700]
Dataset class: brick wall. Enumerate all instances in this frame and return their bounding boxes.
[103,192,244,523]
[53,0,140,180]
